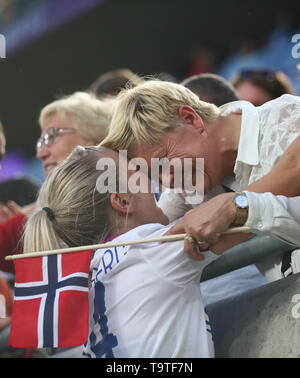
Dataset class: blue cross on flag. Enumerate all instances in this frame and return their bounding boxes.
[9,251,92,348]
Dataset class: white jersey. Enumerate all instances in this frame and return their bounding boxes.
[83,222,218,358]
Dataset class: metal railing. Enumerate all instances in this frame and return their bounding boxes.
[200,235,297,282]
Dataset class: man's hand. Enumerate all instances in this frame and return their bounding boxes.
[164,193,238,259]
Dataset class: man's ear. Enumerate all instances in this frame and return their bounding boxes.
[110,193,134,215]
[178,105,205,133]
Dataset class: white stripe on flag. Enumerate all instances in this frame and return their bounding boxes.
[37,294,47,348]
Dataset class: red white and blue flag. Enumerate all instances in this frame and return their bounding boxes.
[9,251,92,349]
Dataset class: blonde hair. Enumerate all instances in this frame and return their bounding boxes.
[23,147,118,253]
[39,92,114,143]
[101,79,220,152]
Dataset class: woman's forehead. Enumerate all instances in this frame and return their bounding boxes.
[41,111,74,131]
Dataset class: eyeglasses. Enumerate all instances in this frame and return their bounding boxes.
[36,127,76,151]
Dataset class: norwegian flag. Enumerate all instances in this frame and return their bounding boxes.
[9,251,92,349]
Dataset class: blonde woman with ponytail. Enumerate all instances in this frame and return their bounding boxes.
[23,146,219,358]
[24,147,115,253]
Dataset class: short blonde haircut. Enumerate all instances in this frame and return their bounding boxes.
[39,91,114,143]
[101,80,220,152]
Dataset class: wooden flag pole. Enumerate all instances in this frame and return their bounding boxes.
[5,226,253,261]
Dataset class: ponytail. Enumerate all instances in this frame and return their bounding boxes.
[23,209,63,253]
[23,146,116,254]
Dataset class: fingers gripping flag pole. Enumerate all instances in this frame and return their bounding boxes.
[9,250,92,349]
[5,227,253,261]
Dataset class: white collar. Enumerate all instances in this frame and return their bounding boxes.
[219,100,260,166]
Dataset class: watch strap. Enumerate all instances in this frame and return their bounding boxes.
[231,192,248,227]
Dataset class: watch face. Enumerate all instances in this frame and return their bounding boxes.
[235,193,248,208]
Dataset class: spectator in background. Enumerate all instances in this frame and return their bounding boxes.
[0,91,114,273]
[0,177,40,223]
[231,69,295,106]
[88,68,143,97]
[0,121,5,171]
[0,120,12,334]
[185,47,215,78]
[0,274,13,331]
[0,177,40,208]
[36,92,113,176]
[0,120,26,358]
[156,72,179,83]
[0,119,31,274]
[182,73,239,106]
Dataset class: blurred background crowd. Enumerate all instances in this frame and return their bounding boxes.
[0,0,299,185]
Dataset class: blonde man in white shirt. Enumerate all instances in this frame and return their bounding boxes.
[101,80,300,282]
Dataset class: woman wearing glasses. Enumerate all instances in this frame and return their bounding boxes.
[36,92,113,177]
[0,91,113,272]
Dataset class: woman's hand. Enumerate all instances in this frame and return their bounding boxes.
[164,193,238,259]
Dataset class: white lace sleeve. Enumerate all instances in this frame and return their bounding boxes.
[245,191,300,246]
[248,94,300,185]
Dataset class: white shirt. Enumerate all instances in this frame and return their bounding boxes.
[83,222,218,358]
[158,185,226,223]
[158,95,300,280]
[244,191,300,280]
[222,94,300,191]
[159,95,300,216]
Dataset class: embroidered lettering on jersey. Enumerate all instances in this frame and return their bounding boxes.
[92,245,130,283]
